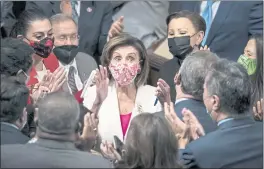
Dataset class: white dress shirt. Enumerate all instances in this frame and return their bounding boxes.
[59,59,83,94]
[36,64,48,82]
[200,1,221,22]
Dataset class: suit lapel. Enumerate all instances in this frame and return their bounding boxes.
[75,53,92,83]
[205,1,234,45]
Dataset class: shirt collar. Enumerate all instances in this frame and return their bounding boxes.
[59,59,77,70]
[217,118,234,126]
[1,122,19,130]
[175,98,189,105]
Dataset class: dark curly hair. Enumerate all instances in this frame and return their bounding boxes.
[0,75,29,123]
[1,37,34,76]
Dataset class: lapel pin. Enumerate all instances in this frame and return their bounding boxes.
[87,7,92,13]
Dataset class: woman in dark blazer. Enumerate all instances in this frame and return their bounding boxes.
[159,11,206,103]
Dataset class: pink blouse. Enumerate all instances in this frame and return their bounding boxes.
[120,113,132,137]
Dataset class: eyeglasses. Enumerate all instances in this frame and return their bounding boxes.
[56,34,80,43]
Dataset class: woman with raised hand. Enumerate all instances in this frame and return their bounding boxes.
[83,34,163,143]
[10,10,66,103]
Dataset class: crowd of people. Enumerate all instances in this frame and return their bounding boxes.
[1,1,263,168]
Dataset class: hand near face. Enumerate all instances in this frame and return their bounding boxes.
[253,98,264,121]
[108,16,124,39]
[156,79,171,106]
[94,65,109,104]
[100,140,122,161]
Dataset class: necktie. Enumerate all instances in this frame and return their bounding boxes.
[201,1,214,46]
[71,1,78,24]
[68,66,78,94]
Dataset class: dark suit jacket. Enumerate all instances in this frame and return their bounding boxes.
[0,123,29,145]
[159,57,181,103]
[1,1,26,37]
[1,138,112,168]
[26,1,113,63]
[169,1,263,61]
[175,99,217,134]
[181,117,263,168]
[75,52,98,84]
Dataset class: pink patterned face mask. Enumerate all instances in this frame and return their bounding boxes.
[109,62,141,86]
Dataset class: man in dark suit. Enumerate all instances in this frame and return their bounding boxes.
[180,59,263,168]
[1,92,112,168]
[0,76,30,145]
[169,1,263,61]
[157,50,218,134]
[25,1,113,63]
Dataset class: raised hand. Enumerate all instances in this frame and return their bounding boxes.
[100,140,122,161]
[94,65,109,104]
[30,71,52,103]
[182,108,205,140]
[164,102,193,148]
[49,67,67,92]
[78,112,99,151]
[155,79,171,105]
[108,16,124,39]
[253,98,264,121]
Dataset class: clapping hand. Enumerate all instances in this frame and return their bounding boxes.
[100,140,122,161]
[78,111,99,151]
[108,16,124,40]
[155,79,171,106]
[48,67,67,92]
[164,102,191,148]
[182,108,205,140]
[253,98,264,121]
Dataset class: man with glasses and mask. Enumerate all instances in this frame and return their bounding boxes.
[48,13,97,101]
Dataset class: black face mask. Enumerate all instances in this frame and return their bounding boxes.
[53,45,79,64]
[168,36,193,60]
[29,37,54,58]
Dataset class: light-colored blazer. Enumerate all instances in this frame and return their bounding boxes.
[83,83,162,143]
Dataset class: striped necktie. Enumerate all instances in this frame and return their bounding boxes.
[201,0,214,46]
[68,66,78,94]
[71,1,78,24]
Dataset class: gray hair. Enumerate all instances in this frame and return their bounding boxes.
[36,91,80,135]
[178,50,219,100]
[50,13,77,26]
[205,59,251,116]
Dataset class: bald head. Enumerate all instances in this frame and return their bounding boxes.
[37,91,80,135]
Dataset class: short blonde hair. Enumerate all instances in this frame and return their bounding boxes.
[101,33,150,87]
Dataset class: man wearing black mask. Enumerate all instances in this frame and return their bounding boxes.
[50,13,97,95]
[159,11,206,103]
